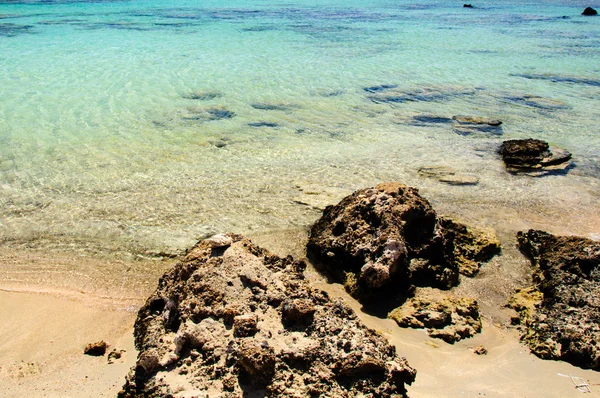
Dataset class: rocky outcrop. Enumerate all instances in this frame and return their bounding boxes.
[388,293,482,343]
[510,230,600,370]
[307,182,500,304]
[119,234,416,397]
[498,139,572,175]
[582,7,598,16]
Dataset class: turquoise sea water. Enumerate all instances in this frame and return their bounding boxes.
[1,0,599,257]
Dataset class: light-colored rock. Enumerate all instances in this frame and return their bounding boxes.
[119,234,416,397]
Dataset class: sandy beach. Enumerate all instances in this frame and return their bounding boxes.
[2,0,600,396]
[1,228,599,398]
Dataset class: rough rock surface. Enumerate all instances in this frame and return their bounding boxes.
[388,294,482,344]
[511,229,600,370]
[84,341,108,356]
[119,234,416,397]
[307,182,500,304]
[498,139,572,175]
[441,218,500,277]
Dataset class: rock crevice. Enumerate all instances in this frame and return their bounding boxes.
[510,229,600,370]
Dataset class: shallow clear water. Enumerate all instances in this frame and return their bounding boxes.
[1,0,599,257]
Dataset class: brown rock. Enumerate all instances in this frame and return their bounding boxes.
[233,314,258,337]
[237,340,276,385]
[452,115,503,136]
[498,139,572,175]
[108,349,126,364]
[474,345,487,355]
[307,183,500,304]
[119,234,416,397]
[452,115,502,126]
[281,299,316,327]
[84,341,108,356]
[388,294,482,343]
[499,139,550,168]
[512,229,600,370]
[441,218,501,277]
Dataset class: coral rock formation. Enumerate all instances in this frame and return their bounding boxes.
[388,294,482,343]
[441,218,500,277]
[511,229,600,370]
[119,234,416,397]
[307,182,499,304]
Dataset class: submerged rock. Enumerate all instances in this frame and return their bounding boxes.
[248,121,279,128]
[410,114,454,126]
[184,106,236,122]
[417,165,480,186]
[181,91,223,101]
[119,234,416,397]
[367,85,478,104]
[388,293,482,343]
[512,73,600,87]
[452,116,501,126]
[452,115,503,136]
[251,103,297,111]
[582,7,598,16]
[498,139,572,175]
[363,84,398,93]
[511,229,600,370]
[501,94,569,111]
[307,182,499,304]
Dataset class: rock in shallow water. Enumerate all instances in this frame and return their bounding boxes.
[510,230,600,370]
[181,90,223,101]
[307,182,499,305]
[417,165,480,186]
[452,115,503,136]
[498,139,572,175]
[119,234,416,397]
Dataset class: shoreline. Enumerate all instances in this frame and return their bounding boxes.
[1,224,600,397]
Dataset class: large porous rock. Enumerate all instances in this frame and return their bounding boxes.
[498,139,572,175]
[307,182,499,304]
[511,229,600,370]
[388,291,482,343]
[119,234,416,397]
